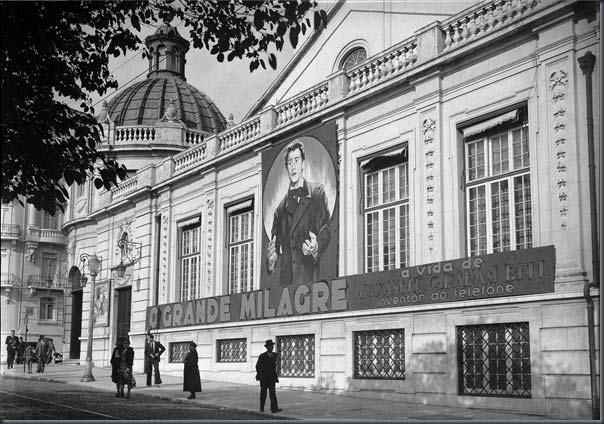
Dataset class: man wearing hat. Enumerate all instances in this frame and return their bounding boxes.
[255,339,282,413]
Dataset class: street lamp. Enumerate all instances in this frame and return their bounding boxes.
[79,252,101,382]
[111,238,142,278]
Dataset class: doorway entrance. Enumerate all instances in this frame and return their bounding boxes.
[70,290,83,359]
[116,287,132,340]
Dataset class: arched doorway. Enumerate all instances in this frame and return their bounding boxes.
[68,266,83,359]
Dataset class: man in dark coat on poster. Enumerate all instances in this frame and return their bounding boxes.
[266,140,331,286]
[255,339,282,413]
[183,341,201,399]
[144,334,165,387]
[5,330,19,369]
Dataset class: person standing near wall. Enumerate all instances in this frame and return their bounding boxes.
[183,341,201,399]
[255,339,282,413]
[35,335,48,373]
[5,330,19,369]
[144,334,165,387]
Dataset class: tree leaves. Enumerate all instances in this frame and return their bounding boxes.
[1,0,328,215]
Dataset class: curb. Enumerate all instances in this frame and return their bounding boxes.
[2,372,288,420]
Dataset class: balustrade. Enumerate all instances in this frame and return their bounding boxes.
[276,84,329,127]
[0,224,20,238]
[113,126,156,143]
[174,143,207,173]
[218,118,261,153]
[442,0,541,52]
[185,130,206,145]
[111,176,139,201]
[347,39,418,94]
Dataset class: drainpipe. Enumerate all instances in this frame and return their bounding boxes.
[578,51,600,421]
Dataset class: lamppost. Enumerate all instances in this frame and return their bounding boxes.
[79,253,101,382]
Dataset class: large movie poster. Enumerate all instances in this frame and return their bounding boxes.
[260,122,339,290]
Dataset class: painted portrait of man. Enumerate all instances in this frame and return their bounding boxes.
[262,125,338,288]
[266,140,331,286]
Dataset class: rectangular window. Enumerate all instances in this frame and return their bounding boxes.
[465,116,531,256]
[353,329,405,380]
[180,223,201,301]
[39,297,56,321]
[169,341,192,363]
[362,149,410,272]
[276,334,315,378]
[41,253,57,285]
[457,322,531,398]
[216,338,247,362]
[42,212,60,230]
[227,201,254,294]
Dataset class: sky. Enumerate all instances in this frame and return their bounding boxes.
[90,19,302,125]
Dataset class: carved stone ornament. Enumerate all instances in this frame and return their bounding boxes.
[160,98,179,122]
[549,68,569,228]
[206,195,215,294]
[26,241,38,262]
[422,116,437,251]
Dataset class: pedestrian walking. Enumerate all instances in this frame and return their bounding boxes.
[255,339,282,413]
[144,334,165,387]
[123,338,135,396]
[5,330,19,369]
[35,335,49,373]
[25,345,35,374]
[110,338,125,397]
[183,341,201,399]
[111,338,135,398]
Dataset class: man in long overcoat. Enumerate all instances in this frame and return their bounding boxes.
[144,334,165,387]
[35,335,49,373]
[266,140,331,286]
[255,339,282,413]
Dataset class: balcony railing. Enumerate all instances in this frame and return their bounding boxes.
[27,228,67,244]
[27,274,67,290]
[111,175,139,201]
[1,273,17,287]
[1,224,21,239]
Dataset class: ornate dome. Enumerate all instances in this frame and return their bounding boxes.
[106,78,227,132]
[105,22,227,133]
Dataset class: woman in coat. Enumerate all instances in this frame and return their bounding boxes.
[110,338,125,397]
[183,341,201,399]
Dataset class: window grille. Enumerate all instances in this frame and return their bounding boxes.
[353,329,405,380]
[457,322,531,398]
[276,334,315,378]
[180,223,201,301]
[362,149,410,272]
[169,341,192,363]
[216,338,247,362]
[227,202,254,294]
[464,111,532,256]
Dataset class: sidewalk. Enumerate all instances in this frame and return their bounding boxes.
[1,362,558,421]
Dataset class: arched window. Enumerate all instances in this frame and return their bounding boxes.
[340,47,367,71]
[158,45,167,70]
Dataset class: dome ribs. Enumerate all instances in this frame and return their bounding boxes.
[188,83,204,131]
[173,79,186,126]
[158,78,167,121]
[138,78,160,125]
[105,76,225,133]
[116,81,145,126]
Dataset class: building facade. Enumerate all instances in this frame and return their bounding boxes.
[57,0,599,419]
[1,201,68,355]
